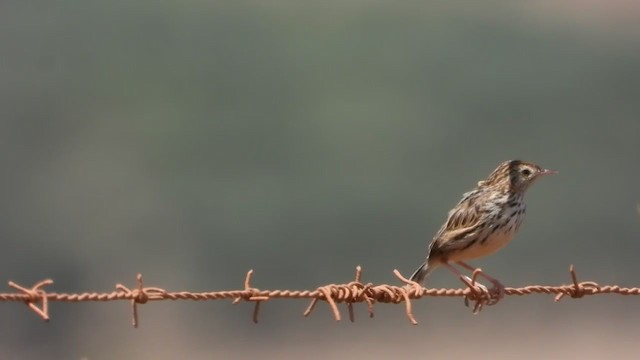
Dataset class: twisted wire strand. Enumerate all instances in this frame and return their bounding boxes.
[1,265,635,327]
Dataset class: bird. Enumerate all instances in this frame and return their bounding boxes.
[409,160,557,299]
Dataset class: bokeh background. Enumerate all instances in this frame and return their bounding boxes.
[1,1,640,358]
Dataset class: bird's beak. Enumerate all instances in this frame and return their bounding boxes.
[540,169,558,176]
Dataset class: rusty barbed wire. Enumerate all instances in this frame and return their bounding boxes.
[2,265,639,327]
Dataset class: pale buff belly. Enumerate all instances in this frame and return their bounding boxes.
[446,230,516,262]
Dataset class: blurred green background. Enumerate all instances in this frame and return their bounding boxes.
[1,1,640,358]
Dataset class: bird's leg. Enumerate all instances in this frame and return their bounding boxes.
[444,263,492,308]
[444,263,490,292]
[455,261,505,302]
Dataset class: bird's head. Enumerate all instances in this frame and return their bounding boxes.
[480,160,557,193]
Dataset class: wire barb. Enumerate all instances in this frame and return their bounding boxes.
[458,270,487,314]
[554,265,600,302]
[231,270,267,323]
[392,270,418,325]
[347,266,361,322]
[8,279,53,322]
[302,286,341,321]
[115,274,148,328]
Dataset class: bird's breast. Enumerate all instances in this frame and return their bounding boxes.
[448,209,525,262]
[447,231,515,262]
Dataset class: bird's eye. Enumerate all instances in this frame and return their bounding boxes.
[521,168,532,176]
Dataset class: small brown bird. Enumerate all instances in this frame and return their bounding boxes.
[410,160,557,298]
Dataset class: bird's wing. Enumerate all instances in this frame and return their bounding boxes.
[429,190,486,256]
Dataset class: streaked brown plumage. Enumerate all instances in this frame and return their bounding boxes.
[410,160,556,297]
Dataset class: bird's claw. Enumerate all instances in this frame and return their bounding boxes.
[486,282,505,305]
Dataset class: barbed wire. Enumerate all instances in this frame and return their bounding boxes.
[1,265,638,327]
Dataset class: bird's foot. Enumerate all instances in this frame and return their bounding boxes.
[461,274,504,309]
[466,267,505,306]
[487,279,505,305]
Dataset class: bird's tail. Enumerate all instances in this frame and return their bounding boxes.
[409,262,434,285]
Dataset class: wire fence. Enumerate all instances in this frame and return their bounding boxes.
[2,265,638,327]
